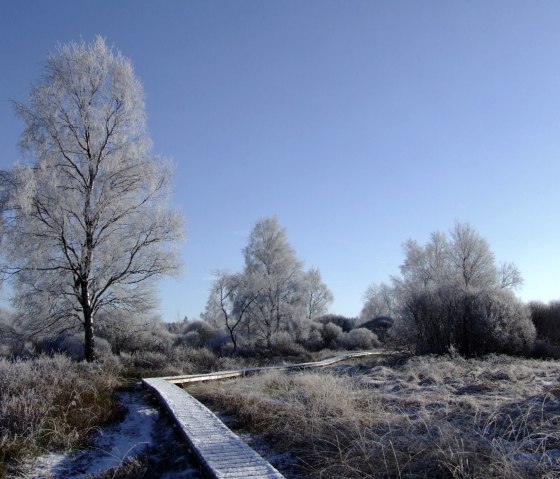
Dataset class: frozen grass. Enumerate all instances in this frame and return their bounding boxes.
[119,346,354,379]
[117,346,317,379]
[23,388,202,479]
[188,354,560,478]
[0,354,120,478]
[0,348,350,478]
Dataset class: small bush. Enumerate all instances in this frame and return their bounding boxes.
[183,321,221,346]
[270,331,306,356]
[321,322,343,348]
[532,339,560,359]
[302,324,324,351]
[36,333,113,361]
[530,300,560,344]
[338,327,380,350]
[316,314,356,332]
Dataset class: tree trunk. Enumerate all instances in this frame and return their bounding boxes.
[82,283,96,362]
[84,309,95,362]
[229,329,237,353]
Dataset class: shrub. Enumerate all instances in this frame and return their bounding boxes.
[321,322,343,348]
[302,323,324,351]
[484,290,535,355]
[397,287,535,356]
[270,331,306,356]
[532,339,560,359]
[96,313,176,356]
[183,320,221,348]
[359,316,394,342]
[338,328,380,350]
[316,314,355,332]
[119,351,185,378]
[35,333,113,361]
[529,300,560,344]
[174,346,221,372]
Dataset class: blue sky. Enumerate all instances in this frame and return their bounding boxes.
[1,1,560,321]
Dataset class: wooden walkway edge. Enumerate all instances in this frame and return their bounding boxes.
[143,351,381,479]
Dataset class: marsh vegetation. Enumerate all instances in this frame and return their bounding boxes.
[189,354,560,479]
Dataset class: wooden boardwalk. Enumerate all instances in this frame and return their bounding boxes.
[143,351,381,479]
[143,377,285,478]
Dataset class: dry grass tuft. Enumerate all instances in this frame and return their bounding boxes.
[0,354,120,478]
[189,354,560,478]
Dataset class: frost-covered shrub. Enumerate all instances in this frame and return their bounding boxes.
[321,322,343,348]
[173,346,222,373]
[338,328,380,350]
[96,312,175,356]
[184,330,204,347]
[483,290,535,355]
[36,334,82,359]
[394,287,534,356]
[35,334,113,360]
[303,323,325,351]
[529,300,560,344]
[183,320,221,348]
[121,344,228,377]
[387,223,531,356]
[316,314,355,332]
[126,351,170,372]
[532,339,560,359]
[0,313,25,358]
[271,331,306,355]
[56,334,84,359]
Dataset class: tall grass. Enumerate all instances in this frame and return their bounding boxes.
[0,354,120,477]
[189,355,560,478]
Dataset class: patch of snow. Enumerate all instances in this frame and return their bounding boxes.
[19,387,161,479]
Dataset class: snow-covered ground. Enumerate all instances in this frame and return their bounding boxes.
[16,386,201,479]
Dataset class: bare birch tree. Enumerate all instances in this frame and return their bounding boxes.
[302,268,333,321]
[2,38,183,361]
[207,271,261,353]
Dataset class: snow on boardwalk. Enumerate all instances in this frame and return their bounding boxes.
[143,351,381,479]
[143,377,285,479]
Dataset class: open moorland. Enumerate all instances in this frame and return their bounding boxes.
[188,353,560,479]
[3,5,560,479]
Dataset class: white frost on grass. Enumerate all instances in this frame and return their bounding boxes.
[23,388,159,479]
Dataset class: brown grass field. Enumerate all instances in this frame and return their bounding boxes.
[188,353,560,479]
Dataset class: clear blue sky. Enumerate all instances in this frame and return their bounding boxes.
[1,1,560,321]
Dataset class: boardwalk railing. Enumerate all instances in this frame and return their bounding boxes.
[143,351,381,479]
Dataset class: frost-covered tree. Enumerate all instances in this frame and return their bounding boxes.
[392,222,531,355]
[242,217,306,348]
[359,282,396,323]
[2,38,183,361]
[205,270,260,353]
[302,268,333,321]
[201,217,334,352]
